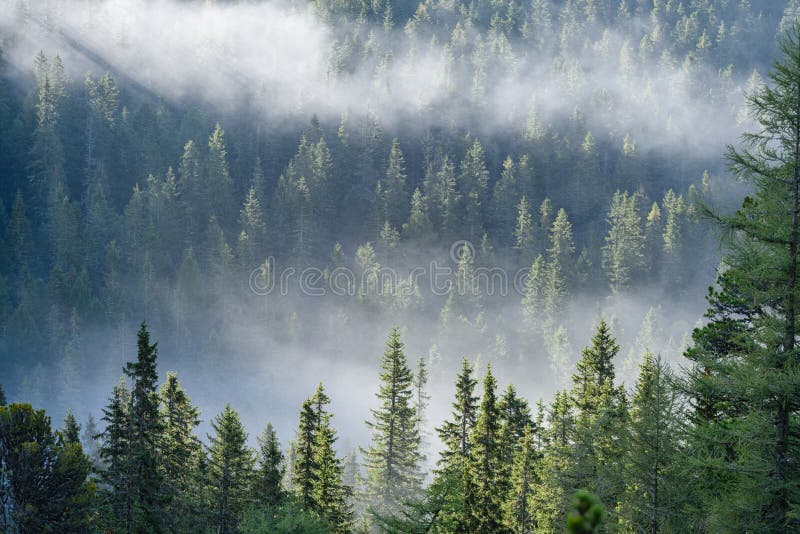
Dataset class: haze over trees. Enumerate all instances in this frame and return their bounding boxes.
[2,0,800,532]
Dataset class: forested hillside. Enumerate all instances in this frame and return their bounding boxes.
[1,0,800,532]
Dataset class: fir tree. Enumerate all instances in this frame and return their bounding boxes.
[98,377,131,527]
[362,328,423,516]
[123,322,165,532]
[255,423,284,507]
[207,404,255,534]
[467,365,508,533]
[159,372,202,530]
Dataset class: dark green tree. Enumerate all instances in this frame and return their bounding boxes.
[254,423,284,508]
[207,404,255,534]
[362,327,423,516]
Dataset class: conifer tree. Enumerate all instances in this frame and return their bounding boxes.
[207,404,255,534]
[503,425,537,533]
[207,123,236,228]
[61,409,81,444]
[99,377,131,527]
[618,352,683,533]
[498,385,532,492]
[683,23,800,530]
[413,356,430,453]
[123,322,165,531]
[159,372,202,529]
[294,398,318,509]
[437,359,479,470]
[255,423,284,507]
[569,320,627,523]
[312,408,353,532]
[514,196,535,263]
[431,359,480,529]
[384,139,409,229]
[362,328,422,516]
[0,403,92,531]
[601,190,646,292]
[467,365,508,533]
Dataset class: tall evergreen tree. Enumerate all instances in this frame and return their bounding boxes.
[98,377,131,528]
[362,328,423,516]
[123,322,165,532]
[684,23,800,530]
[467,365,508,533]
[254,423,284,507]
[618,352,683,533]
[159,372,202,530]
[207,404,255,534]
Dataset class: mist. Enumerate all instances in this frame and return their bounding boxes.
[1,0,760,156]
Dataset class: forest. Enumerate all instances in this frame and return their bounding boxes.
[1,0,800,532]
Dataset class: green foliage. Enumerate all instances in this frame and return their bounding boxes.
[207,404,255,533]
[240,498,334,533]
[362,328,423,517]
[0,403,93,531]
[566,490,605,534]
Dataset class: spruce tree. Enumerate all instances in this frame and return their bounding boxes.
[601,190,646,292]
[255,423,284,508]
[123,322,165,532]
[98,377,131,528]
[362,328,423,516]
[207,404,255,534]
[159,372,202,530]
[312,409,353,532]
[503,424,537,533]
[61,409,81,444]
[467,365,508,533]
[433,359,480,530]
[293,398,318,509]
[618,351,683,533]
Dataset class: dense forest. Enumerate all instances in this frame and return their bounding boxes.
[2,0,800,532]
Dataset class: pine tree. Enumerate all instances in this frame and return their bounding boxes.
[503,425,537,533]
[123,322,165,531]
[569,320,627,523]
[432,359,480,530]
[618,352,683,533]
[514,196,535,263]
[0,403,92,531]
[61,409,81,444]
[467,365,508,533]
[498,385,532,492]
[601,190,646,292]
[404,188,434,241]
[255,423,284,507]
[159,372,202,530]
[99,377,131,527]
[683,24,800,530]
[82,412,102,470]
[413,356,431,454]
[207,123,236,229]
[207,404,255,534]
[532,391,574,531]
[384,139,409,229]
[362,328,423,516]
[312,408,353,532]
[437,359,479,470]
[293,398,318,509]
[490,157,519,247]
[548,208,575,274]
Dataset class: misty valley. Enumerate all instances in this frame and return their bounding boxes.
[1,0,800,532]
